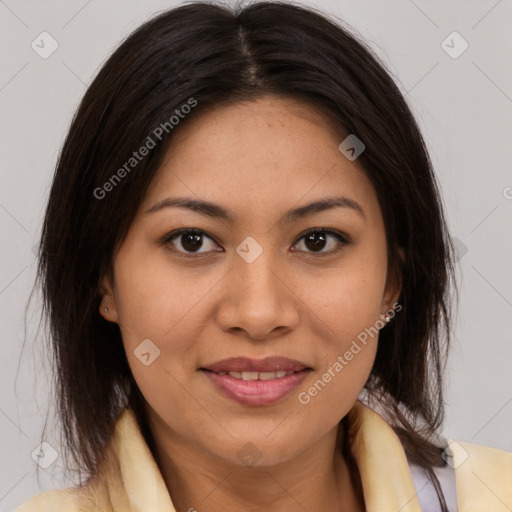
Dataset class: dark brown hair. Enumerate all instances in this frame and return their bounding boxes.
[29,0,457,508]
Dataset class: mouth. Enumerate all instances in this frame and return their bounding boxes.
[199,356,312,406]
[203,369,301,380]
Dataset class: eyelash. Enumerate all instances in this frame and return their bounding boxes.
[161,227,351,259]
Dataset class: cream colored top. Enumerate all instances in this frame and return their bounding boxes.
[14,401,512,511]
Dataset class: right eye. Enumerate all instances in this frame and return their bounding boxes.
[162,228,223,257]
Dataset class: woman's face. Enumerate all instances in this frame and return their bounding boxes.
[100,95,400,467]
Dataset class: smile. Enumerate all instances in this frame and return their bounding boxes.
[200,368,311,406]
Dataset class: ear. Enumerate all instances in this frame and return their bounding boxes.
[382,247,404,313]
[98,270,119,323]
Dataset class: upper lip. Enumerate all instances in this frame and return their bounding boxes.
[201,356,311,373]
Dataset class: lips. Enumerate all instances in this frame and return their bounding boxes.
[200,356,312,406]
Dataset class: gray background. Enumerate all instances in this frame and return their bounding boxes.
[1,0,511,509]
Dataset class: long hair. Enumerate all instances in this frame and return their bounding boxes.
[31,1,457,508]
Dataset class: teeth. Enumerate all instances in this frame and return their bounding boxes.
[241,371,259,381]
[224,370,296,380]
[259,371,278,380]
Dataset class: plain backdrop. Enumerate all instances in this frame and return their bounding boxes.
[1,0,511,509]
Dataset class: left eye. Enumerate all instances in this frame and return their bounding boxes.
[292,228,349,256]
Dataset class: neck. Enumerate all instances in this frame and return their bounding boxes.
[143,410,365,512]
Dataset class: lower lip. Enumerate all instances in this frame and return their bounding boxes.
[201,369,311,406]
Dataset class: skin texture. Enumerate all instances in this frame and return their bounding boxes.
[99,95,401,511]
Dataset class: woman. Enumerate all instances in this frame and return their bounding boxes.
[16,1,512,511]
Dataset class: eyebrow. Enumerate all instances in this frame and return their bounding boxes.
[144,195,365,224]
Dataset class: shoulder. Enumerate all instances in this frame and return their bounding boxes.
[408,440,512,511]
[13,487,83,512]
[13,482,112,512]
[451,438,512,468]
[449,439,512,510]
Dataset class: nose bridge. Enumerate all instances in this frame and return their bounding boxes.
[218,235,299,337]
[233,236,283,301]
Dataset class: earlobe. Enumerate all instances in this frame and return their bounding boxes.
[98,274,119,323]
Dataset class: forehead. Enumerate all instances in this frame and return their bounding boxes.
[140,95,380,228]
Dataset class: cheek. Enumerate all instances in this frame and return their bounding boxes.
[115,268,200,422]
[111,254,207,404]
[113,247,205,343]
[306,255,387,343]
[295,281,382,431]
[297,254,386,400]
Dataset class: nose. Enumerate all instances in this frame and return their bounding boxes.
[216,250,300,341]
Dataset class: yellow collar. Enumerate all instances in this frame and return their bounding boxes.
[79,400,511,512]
[347,401,423,511]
